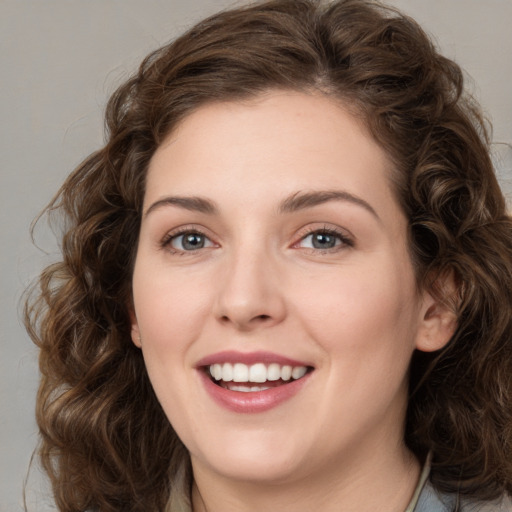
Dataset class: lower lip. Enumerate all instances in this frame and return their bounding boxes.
[198,371,311,413]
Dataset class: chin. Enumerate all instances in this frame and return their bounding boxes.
[188,429,312,484]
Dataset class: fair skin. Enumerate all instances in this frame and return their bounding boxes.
[130,90,456,512]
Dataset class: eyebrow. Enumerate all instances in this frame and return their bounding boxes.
[144,189,379,219]
[144,196,218,217]
[279,190,379,219]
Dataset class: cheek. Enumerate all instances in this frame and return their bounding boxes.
[296,260,420,369]
[132,260,212,349]
[131,265,211,427]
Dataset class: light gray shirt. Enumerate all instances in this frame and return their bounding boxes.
[410,462,512,512]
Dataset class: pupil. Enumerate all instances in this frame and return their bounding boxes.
[183,233,204,250]
[313,232,335,249]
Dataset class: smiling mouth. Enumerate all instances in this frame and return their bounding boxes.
[207,362,312,392]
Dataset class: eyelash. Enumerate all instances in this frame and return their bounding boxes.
[294,226,354,253]
[160,226,354,255]
[160,226,214,255]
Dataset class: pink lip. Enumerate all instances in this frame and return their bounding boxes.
[198,369,312,413]
[196,350,310,368]
[195,351,314,413]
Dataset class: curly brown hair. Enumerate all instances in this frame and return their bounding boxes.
[25,0,512,510]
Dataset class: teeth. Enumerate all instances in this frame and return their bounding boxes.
[267,363,281,381]
[292,366,307,379]
[209,362,309,383]
[249,363,267,383]
[212,364,223,381]
[226,384,272,392]
[233,363,249,382]
[281,365,292,381]
[222,363,233,381]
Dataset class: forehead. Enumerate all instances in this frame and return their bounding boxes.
[145,91,399,220]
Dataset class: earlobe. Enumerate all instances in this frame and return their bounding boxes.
[130,309,142,348]
[415,271,459,353]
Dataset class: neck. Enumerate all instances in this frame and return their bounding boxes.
[191,442,421,512]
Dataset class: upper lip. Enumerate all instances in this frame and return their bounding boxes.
[195,350,313,368]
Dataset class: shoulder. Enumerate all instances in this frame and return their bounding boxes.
[459,494,512,512]
[414,480,512,512]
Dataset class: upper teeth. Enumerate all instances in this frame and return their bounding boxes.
[209,363,308,383]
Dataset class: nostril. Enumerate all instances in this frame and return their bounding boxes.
[217,310,281,330]
[220,314,270,322]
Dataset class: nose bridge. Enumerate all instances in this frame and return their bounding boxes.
[214,235,285,330]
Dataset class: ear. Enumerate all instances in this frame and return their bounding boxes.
[129,308,142,348]
[415,270,458,353]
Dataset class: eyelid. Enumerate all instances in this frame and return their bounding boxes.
[160,224,218,253]
[292,224,354,251]
[158,223,353,254]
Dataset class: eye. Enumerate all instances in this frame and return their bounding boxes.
[296,228,353,251]
[165,230,215,252]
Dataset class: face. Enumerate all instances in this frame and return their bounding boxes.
[131,91,451,486]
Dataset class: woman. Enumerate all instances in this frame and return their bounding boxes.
[25,0,512,511]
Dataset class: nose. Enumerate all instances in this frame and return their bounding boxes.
[213,248,287,332]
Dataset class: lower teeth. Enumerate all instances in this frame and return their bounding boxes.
[221,383,272,392]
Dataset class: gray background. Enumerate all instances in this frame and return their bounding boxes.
[1,1,511,510]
